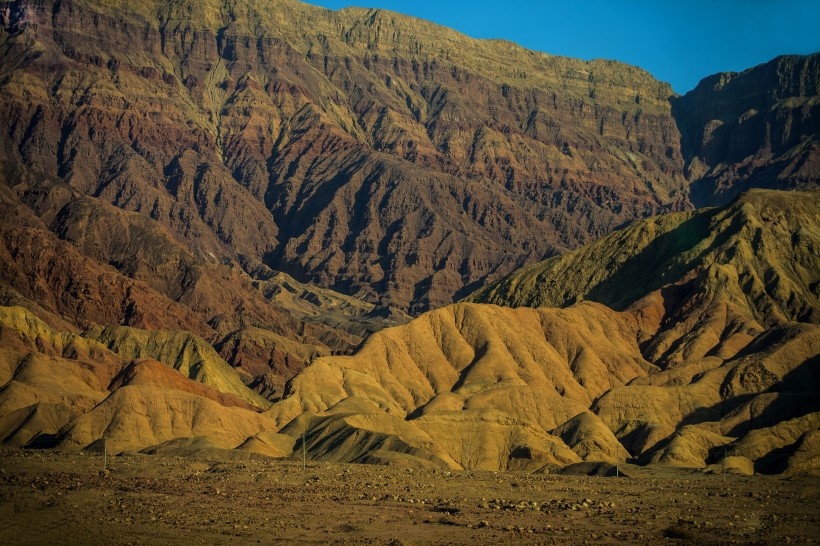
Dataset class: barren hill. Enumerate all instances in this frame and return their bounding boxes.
[0,305,286,452]
[467,189,819,322]
[266,190,819,473]
[0,190,816,475]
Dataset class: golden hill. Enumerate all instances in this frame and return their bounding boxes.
[264,190,819,473]
[0,305,282,452]
[84,325,271,409]
[0,190,816,473]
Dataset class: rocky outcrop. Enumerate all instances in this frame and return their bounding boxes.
[672,54,820,207]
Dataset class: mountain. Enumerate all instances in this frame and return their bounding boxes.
[467,189,819,323]
[3,190,813,475]
[673,54,819,207]
[1,0,816,320]
[0,0,817,473]
[0,0,673,316]
[261,190,818,473]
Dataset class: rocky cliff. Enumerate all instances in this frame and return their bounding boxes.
[673,54,819,206]
[0,0,817,457]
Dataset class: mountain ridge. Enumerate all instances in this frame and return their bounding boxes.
[3,0,693,314]
[2,0,815,316]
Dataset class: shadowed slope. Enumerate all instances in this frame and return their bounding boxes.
[672,54,820,207]
[468,189,819,323]
[0,170,407,392]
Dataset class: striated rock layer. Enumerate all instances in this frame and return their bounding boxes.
[1,0,692,314]
[0,0,816,320]
[673,54,820,207]
[0,0,817,472]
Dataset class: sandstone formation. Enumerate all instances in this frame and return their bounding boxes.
[85,326,272,409]
[0,0,816,319]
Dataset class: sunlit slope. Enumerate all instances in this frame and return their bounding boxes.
[268,190,819,473]
[0,306,280,452]
[85,326,272,409]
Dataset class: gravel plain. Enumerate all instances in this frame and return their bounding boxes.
[0,448,818,545]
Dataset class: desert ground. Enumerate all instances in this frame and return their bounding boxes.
[0,448,817,545]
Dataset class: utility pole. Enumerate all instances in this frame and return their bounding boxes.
[103,438,107,472]
[722,447,727,482]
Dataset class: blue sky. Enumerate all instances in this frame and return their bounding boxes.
[301,0,820,93]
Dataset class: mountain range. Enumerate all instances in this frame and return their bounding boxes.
[1,190,817,474]
[0,0,817,474]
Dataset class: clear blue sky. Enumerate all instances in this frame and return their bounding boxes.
[301,0,820,93]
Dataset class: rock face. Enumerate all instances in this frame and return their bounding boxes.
[0,0,817,319]
[672,54,820,207]
[0,0,692,315]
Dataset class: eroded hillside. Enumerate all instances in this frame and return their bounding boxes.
[2,0,692,314]
[2,190,816,476]
[267,191,818,473]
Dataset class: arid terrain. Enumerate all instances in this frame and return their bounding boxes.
[0,0,818,543]
[1,447,818,545]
